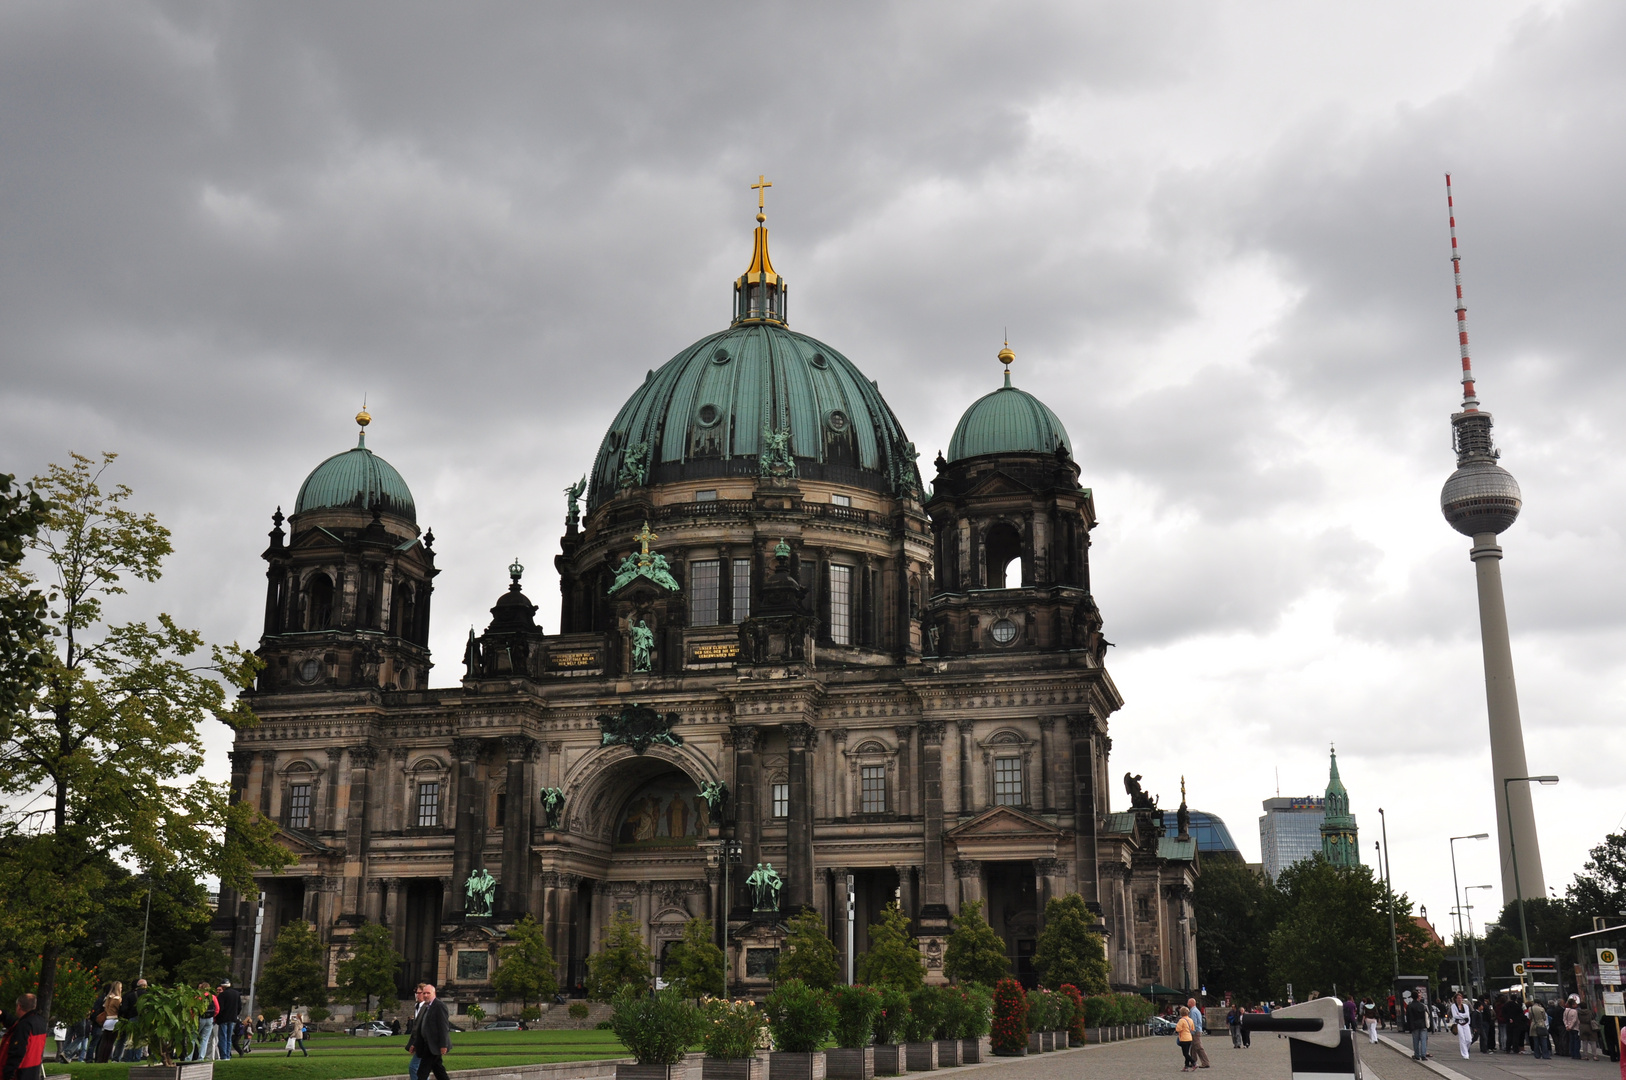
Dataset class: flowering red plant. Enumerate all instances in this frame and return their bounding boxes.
[990,977,1028,1055]
[1059,984,1086,1043]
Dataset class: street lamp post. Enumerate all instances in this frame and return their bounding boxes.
[1465,885,1494,996]
[1450,833,1490,994]
[1379,808,1398,979]
[1502,775,1559,958]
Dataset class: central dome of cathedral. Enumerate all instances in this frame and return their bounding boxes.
[585,207,920,511]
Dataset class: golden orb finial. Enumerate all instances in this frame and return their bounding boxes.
[356,407,371,429]
[997,340,1015,387]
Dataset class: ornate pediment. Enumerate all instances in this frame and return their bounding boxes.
[947,804,1062,839]
[947,805,1065,862]
[274,826,336,856]
[963,471,1035,499]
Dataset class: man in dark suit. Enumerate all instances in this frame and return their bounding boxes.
[406,984,451,1080]
[215,981,242,1060]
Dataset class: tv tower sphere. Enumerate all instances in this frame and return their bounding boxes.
[1441,456,1522,537]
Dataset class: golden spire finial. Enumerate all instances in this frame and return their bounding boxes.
[356,393,371,429]
[752,174,772,223]
[998,339,1015,387]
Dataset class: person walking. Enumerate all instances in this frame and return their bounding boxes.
[284,1014,307,1057]
[1185,997,1211,1068]
[1361,997,1378,1044]
[190,983,218,1061]
[93,985,122,1064]
[1225,1005,1240,1048]
[1176,1006,1196,1072]
[407,985,452,1080]
[1406,991,1430,1061]
[0,994,50,1080]
[406,985,430,1080]
[1448,993,1472,1060]
[215,981,241,1061]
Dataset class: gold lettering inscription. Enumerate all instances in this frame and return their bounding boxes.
[691,643,739,661]
[551,651,598,667]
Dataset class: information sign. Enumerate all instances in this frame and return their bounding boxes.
[1600,948,1621,985]
[1603,990,1625,1018]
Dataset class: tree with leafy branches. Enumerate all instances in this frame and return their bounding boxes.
[0,471,52,740]
[1268,855,1394,999]
[586,909,653,1000]
[0,453,292,1018]
[1032,893,1110,994]
[774,909,839,990]
[857,902,924,991]
[943,899,1010,986]
[663,917,726,999]
[259,919,328,1018]
[1568,831,1626,917]
[176,940,231,988]
[1193,856,1278,1002]
[492,914,558,1010]
[337,921,404,1015]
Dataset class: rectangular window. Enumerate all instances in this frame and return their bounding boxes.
[831,493,851,507]
[829,564,853,645]
[457,950,489,981]
[417,782,440,827]
[690,560,721,627]
[731,559,752,623]
[993,758,1023,806]
[695,489,718,502]
[860,765,886,814]
[771,783,789,818]
[495,793,508,828]
[287,783,312,829]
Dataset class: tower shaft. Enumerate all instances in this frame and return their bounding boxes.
[1471,533,1545,902]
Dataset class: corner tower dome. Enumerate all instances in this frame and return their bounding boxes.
[946,343,1073,463]
[585,180,920,511]
[295,408,417,523]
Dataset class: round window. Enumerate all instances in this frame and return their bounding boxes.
[299,658,322,683]
[697,404,721,427]
[606,431,623,451]
[712,347,732,364]
[991,619,1018,646]
[811,352,828,369]
[827,410,849,432]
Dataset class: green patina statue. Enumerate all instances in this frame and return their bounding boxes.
[609,521,681,594]
[617,442,649,488]
[564,475,586,529]
[597,702,683,754]
[759,425,796,480]
[465,868,497,917]
[539,786,565,830]
[699,779,729,818]
[746,861,781,912]
[630,619,655,672]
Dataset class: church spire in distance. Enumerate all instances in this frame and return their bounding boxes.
[734,174,787,326]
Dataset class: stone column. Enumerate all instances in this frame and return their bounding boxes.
[1067,714,1101,905]
[731,725,762,910]
[560,876,581,991]
[391,747,409,833]
[896,865,917,919]
[546,741,563,788]
[829,728,848,820]
[450,737,482,919]
[918,720,947,910]
[1036,718,1056,811]
[343,745,376,917]
[323,746,345,833]
[894,725,914,819]
[540,872,561,966]
[1035,858,1068,923]
[953,859,983,911]
[499,735,535,917]
[258,750,277,816]
[366,878,385,924]
[785,722,816,912]
[956,719,974,817]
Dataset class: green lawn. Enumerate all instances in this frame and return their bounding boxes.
[46,1030,630,1080]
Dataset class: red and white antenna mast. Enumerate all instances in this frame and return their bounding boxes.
[1446,173,1480,412]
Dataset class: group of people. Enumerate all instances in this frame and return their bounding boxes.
[1468,991,1605,1061]
[53,978,247,1063]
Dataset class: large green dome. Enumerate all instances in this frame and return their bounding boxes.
[947,382,1073,463]
[295,436,416,522]
[586,322,921,510]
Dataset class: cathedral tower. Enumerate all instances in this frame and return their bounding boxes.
[1318,748,1359,868]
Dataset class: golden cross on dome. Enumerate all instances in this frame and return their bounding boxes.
[635,521,658,557]
[752,174,772,211]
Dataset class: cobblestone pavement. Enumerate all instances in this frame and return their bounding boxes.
[1366,1032,1622,1080]
[951,1034,1292,1080]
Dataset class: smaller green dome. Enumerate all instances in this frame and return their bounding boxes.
[295,434,416,522]
[947,384,1073,463]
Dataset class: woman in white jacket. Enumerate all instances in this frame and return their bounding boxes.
[1449,993,1474,1060]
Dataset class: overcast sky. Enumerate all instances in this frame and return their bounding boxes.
[4,0,1623,941]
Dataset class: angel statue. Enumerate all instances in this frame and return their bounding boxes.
[539,786,565,830]
[746,861,782,912]
[564,476,586,530]
[465,867,497,917]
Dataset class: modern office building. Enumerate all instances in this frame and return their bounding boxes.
[1259,797,1325,882]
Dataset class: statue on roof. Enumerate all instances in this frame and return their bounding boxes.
[617,442,649,488]
[564,475,586,529]
[1124,772,1158,811]
[760,424,797,481]
[630,618,655,672]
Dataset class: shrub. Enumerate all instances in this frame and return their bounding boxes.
[520,1005,542,1023]
[307,1006,332,1023]
[1117,993,1155,1023]
[963,984,993,1038]
[1058,984,1086,1042]
[466,1004,486,1028]
[1082,994,1115,1027]
[765,978,834,1054]
[872,985,910,1045]
[1026,988,1055,1032]
[856,903,924,991]
[942,900,1010,987]
[587,911,655,1000]
[776,910,841,990]
[595,1019,613,1030]
[1052,990,1075,1033]
[903,986,942,1043]
[938,986,971,1039]
[121,984,206,1066]
[1031,894,1109,994]
[829,984,883,1049]
[568,1001,590,1020]
[609,987,701,1065]
[702,999,767,1060]
[353,1011,374,1024]
[990,978,1028,1055]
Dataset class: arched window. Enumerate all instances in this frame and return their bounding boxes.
[391,583,414,638]
[984,523,1023,588]
[305,573,335,631]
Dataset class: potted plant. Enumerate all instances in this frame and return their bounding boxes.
[903,986,940,1071]
[764,979,834,1080]
[1051,991,1075,1049]
[957,984,992,1063]
[825,985,881,1080]
[609,986,703,1080]
[933,987,964,1067]
[989,979,1027,1057]
[1058,985,1086,1048]
[124,985,209,1079]
[870,987,910,1077]
[702,999,768,1080]
[1025,989,1053,1053]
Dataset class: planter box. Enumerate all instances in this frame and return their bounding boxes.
[904,1042,937,1071]
[824,1047,873,1080]
[958,1037,989,1064]
[932,1041,961,1068]
[768,1051,825,1080]
[1043,1031,1058,1052]
[703,1056,766,1080]
[871,1044,907,1076]
[1027,1032,1043,1054]
[130,1067,214,1080]
[990,1043,1027,1057]
[618,1064,694,1080]
[1057,1031,1071,1049]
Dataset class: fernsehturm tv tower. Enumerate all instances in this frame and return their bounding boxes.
[1438,174,1545,902]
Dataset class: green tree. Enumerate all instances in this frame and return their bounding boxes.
[775,909,840,990]
[1567,831,1626,918]
[337,921,403,1014]
[0,453,292,1018]
[942,899,1009,986]
[1480,897,1588,988]
[1032,893,1109,994]
[586,909,654,1000]
[0,472,52,740]
[856,903,924,991]
[663,917,725,999]
[492,914,558,1009]
[1193,856,1279,1002]
[1267,855,1390,999]
[259,919,328,1016]
[176,941,231,988]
